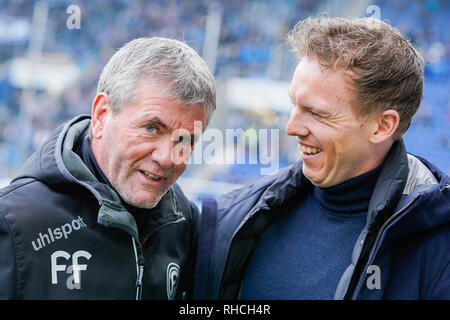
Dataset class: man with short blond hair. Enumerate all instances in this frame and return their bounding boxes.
[194,17,450,300]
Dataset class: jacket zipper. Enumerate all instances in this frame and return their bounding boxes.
[131,215,186,300]
[132,237,144,300]
[351,194,420,299]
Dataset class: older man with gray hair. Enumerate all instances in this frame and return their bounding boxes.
[0,37,216,299]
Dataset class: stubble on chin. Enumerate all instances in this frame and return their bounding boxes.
[116,181,171,209]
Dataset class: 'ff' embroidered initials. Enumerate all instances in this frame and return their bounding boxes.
[51,250,92,289]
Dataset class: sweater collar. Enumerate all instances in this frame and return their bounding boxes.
[313,165,383,214]
[259,140,409,226]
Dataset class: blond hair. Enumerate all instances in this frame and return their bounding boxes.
[286,17,424,139]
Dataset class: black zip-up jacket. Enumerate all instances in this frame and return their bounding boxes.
[0,115,199,299]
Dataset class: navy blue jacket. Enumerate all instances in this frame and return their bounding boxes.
[194,140,450,299]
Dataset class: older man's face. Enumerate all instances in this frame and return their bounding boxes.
[92,80,207,208]
[286,58,379,188]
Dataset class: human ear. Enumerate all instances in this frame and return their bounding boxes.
[370,109,400,144]
[91,93,111,139]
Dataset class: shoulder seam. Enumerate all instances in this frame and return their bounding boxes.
[0,179,39,200]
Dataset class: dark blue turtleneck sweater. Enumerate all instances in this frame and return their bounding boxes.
[240,165,382,300]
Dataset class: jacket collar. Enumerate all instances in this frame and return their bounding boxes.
[366,140,409,230]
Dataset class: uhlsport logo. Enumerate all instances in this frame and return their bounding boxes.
[51,250,92,290]
[167,262,180,300]
[31,216,87,251]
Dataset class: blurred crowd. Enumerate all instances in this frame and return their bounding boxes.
[0,0,449,185]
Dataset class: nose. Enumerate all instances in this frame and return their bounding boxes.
[151,137,174,169]
[286,107,310,137]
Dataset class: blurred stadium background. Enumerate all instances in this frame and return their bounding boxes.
[0,0,449,203]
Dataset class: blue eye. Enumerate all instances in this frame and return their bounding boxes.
[146,125,157,133]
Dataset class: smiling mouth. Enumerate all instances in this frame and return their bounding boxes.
[298,144,322,155]
[139,170,163,181]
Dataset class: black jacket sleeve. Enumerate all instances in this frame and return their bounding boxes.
[0,212,16,299]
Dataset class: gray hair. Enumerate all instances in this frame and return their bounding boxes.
[97,37,216,126]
